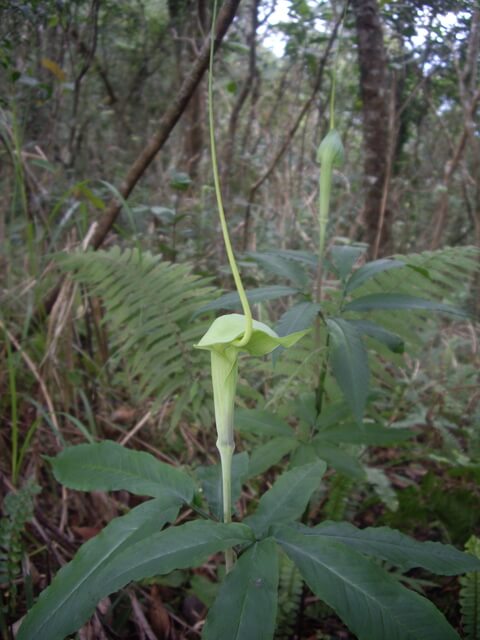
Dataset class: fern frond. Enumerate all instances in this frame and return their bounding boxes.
[323,474,353,521]
[275,552,304,640]
[376,246,478,299]
[0,481,40,609]
[57,248,216,416]
[349,245,479,340]
[460,535,480,640]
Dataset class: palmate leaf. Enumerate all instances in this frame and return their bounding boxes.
[19,521,252,640]
[50,441,195,503]
[17,497,180,640]
[245,462,326,536]
[203,539,279,640]
[57,248,215,412]
[274,525,460,640]
[299,522,480,574]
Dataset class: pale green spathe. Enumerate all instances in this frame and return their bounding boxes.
[196,313,308,450]
[316,128,345,258]
[195,313,308,538]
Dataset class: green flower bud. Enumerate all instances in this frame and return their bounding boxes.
[316,129,345,258]
[316,129,345,168]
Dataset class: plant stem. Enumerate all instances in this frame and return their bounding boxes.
[6,334,18,484]
[218,443,234,572]
[208,0,252,347]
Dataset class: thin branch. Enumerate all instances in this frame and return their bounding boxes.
[36,0,241,320]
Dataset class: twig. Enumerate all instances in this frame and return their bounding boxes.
[36,0,242,321]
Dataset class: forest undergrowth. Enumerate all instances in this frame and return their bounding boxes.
[1,1,480,639]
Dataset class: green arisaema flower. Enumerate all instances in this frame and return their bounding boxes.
[195,314,307,568]
[317,128,344,259]
[204,0,308,572]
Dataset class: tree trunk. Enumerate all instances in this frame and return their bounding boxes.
[352,0,391,257]
[182,0,208,177]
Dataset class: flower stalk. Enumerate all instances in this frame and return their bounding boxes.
[204,0,309,573]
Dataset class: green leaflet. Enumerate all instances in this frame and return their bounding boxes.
[300,521,480,574]
[330,245,366,280]
[203,539,279,640]
[247,437,298,478]
[246,251,309,289]
[344,293,468,317]
[347,319,405,353]
[311,440,366,479]
[245,462,326,537]
[274,525,460,640]
[49,440,195,503]
[316,421,413,445]
[345,258,406,293]
[96,521,254,594]
[235,409,292,438]
[17,497,180,640]
[326,318,369,424]
[275,301,322,337]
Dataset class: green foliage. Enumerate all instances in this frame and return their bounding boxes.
[326,317,369,423]
[236,402,412,481]
[460,535,480,640]
[347,246,479,341]
[196,452,249,519]
[385,471,480,546]
[4,3,480,638]
[20,518,252,640]
[0,480,40,607]
[245,461,327,537]
[49,440,196,502]
[274,524,462,640]
[233,245,478,425]
[322,475,353,521]
[17,497,181,640]
[203,539,279,640]
[275,554,303,640]
[57,247,216,416]
[302,521,480,575]
[18,445,480,640]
